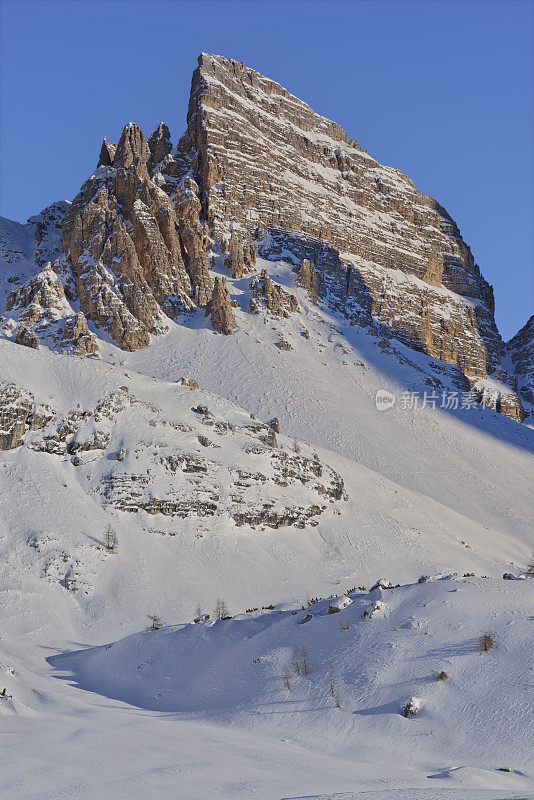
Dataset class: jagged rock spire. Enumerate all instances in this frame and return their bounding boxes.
[112,123,150,176]
[206,276,237,334]
[148,122,172,172]
[62,120,194,352]
[225,230,256,279]
[298,259,319,305]
[97,137,117,168]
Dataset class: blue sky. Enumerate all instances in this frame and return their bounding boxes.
[1,0,532,338]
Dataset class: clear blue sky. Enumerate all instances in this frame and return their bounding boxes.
[1,0,532,338]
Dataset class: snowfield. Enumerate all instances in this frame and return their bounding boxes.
[0,219,533,798]
[51,577,534,773]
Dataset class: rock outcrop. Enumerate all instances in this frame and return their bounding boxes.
[506,315,534,420]
[148,123,173,172]
[298,259,319,304]
[0,383,33,449]
[62,122,199,350]
[2,264,99,356]
[1,374,346,528]
[15,325,39,349]
[224,230,256,278]
[61,312,99,356]
[249,269,299,317]
[28,202,70,267]
[97,138,116,168]
[206,276,237,334]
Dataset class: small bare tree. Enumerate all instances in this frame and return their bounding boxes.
[148,614,163,630]
[526,549,534,577]
[328,660,342,705]
[328,660,336,697]
[104,524,118,553]
[338,618,351,631]
[290,645,301,676]
[282,664,292,691]
[214,598,229,620]
[289,644,310,676]
[194,603,203,619]
[301,643,310,675]
[478,633,496,652]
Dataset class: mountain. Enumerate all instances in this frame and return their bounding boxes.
[0,54,533,800]
[0,53,527,420]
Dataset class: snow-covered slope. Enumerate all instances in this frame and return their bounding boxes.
[1,245,533,798]
[51,577,534,773]
[3,575,533,799]
[0,327,533,797]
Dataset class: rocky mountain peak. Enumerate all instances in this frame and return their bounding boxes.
[0,54,526,421]
[112,122,151,175]
[97,137,117,168]
[148,122,173,171]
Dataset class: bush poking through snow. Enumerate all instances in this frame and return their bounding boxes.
[526,549,534,577]
[478,633,496,652]
[147,614,163,630]
[338,618,351,631]
[402,698,421,718]
[104,524,118,553]
[437,670,449,681]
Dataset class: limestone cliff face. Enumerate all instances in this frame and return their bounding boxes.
[187,53,502,381]
[506,316,534,420]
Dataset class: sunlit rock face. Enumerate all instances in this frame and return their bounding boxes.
[187,53,504,381]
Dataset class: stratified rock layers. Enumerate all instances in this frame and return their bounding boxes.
[188,54,503,379]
